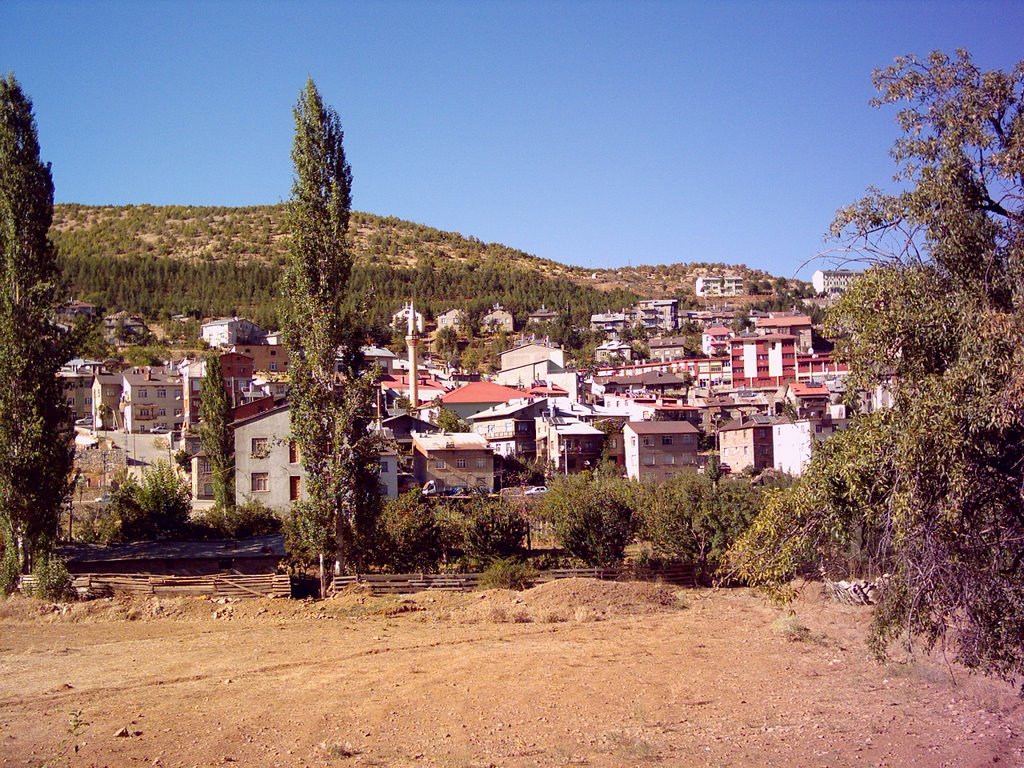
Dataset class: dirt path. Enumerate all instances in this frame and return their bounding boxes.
[0,583,1020,767]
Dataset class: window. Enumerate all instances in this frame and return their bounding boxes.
[289,475,300,501]
[642,436,653,447]
[434,459,446,470]
[644,456,657,466]
[138,388,148,398]
[609,438,618,449]
[475,457,486,469]
[663,454,676,465]
[270,362,278,371]
[456,458,467,469]
[289,441,299,463]
[251,437,269,457]
[157,389,167,398]
[661,435,673,446]
[174,408,182,417]
[380,460,389,473]
[251,473,269,492]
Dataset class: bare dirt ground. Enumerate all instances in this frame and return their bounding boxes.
[1,579,1021,768]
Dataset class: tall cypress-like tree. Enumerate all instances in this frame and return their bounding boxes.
[0,75,75,578]
[198,352,234,511]
[281,79,383,582]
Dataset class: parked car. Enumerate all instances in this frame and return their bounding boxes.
[75,416,93,427]
[443,486,468,497]
[147,426,166,434]
[525,485,548,496]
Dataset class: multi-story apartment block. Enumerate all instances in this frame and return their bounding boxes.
[648,336,690,361]
[695,275,744,297]
[701,325,733,356]
[179,353,255,429]
[590,311,630,337]
[230,342,289,373]
[729,334,798,388]
[632,299,678,332]
[92,372,124,430]
[468,398,551,458]
[812,269,860,296]
[623,421,700,482]
[772,416,844,476]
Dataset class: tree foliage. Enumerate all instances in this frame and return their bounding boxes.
[0,75,76,577]
[106,462,192,542]
[280,80,383,573]
[198,352,234,510]
[730,50,1024,684]
[539,473,634,567]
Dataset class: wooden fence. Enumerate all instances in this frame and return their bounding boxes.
[329,563,696,596]
[19,572,291,600]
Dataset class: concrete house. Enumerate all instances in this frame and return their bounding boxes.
[411,432,495,493]
[120,368,184,434]
[468,398,551,458]
[632,299,678,332]
[179,353,255,429]
[718,414,775,473]
[436,309,465,332]
[773,416,844,476]
[230,342,289,373]
[439,380,526,421]
[590,312,630,337]
[695,275,744,297]
[481,304,515,333]
[701,325,733,356]
[92,372,124,430]
[754,313,814,353]
[233,404,397,510]
[526,305,561,326]
[623,421,700,482]
[200,317,266,348]
[812,269,860,296]
[535,416,604,475]
[649,336,691,362]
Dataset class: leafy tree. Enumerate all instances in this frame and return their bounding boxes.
[280,79,383,580]
[435,406,471,433]
[540,473,634,567]
[379,490,442,572]
[194,498,281,539]
[106,461,192,541]
[730,50,1024,684]
[199,352,234,510]
[461,497,528,564]
[0,75,76,577]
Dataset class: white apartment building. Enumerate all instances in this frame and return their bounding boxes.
[811,269,861,296]
[695,275,744,297]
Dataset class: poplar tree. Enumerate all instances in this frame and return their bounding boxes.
[199,352,234,511]
[281,80,382,581]
[0,75,75,580]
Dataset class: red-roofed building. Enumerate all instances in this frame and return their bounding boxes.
[785,382,831,419]
[440,381,527,420]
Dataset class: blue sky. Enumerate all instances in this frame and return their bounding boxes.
[3,1,1021,277]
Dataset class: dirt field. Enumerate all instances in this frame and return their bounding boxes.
[1,580,1021,767]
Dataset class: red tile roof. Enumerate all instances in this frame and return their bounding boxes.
[441,380,526,404]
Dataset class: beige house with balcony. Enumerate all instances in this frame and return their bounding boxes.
[411,432,495,493]
[623,421,700,482]
[120,368,184,433]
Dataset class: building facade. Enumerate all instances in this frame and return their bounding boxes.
[623,421,700,482]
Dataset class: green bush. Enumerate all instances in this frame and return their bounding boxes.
[462,498,528,564]
[31,557,74,601]
[540,474,634,567]
[195,499,282,539]
[479,558,536,591]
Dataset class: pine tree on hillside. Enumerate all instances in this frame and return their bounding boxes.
[0,75,76,580]
[280,79,383,587]
[199,353,234,511]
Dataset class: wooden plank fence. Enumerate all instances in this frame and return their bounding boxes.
[329,563,696,596]
[18,572,291,599]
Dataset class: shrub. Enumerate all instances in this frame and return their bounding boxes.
[462,498,528,564]
[31,557,74,601]
[195,498,282,539]
[479,558,536,591]
[540,474,634,567]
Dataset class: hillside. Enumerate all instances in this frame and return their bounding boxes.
[50,203,806,330]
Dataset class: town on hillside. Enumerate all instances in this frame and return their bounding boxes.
[63,267,863,518]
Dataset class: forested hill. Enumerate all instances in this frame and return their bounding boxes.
[51,203,797,331]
